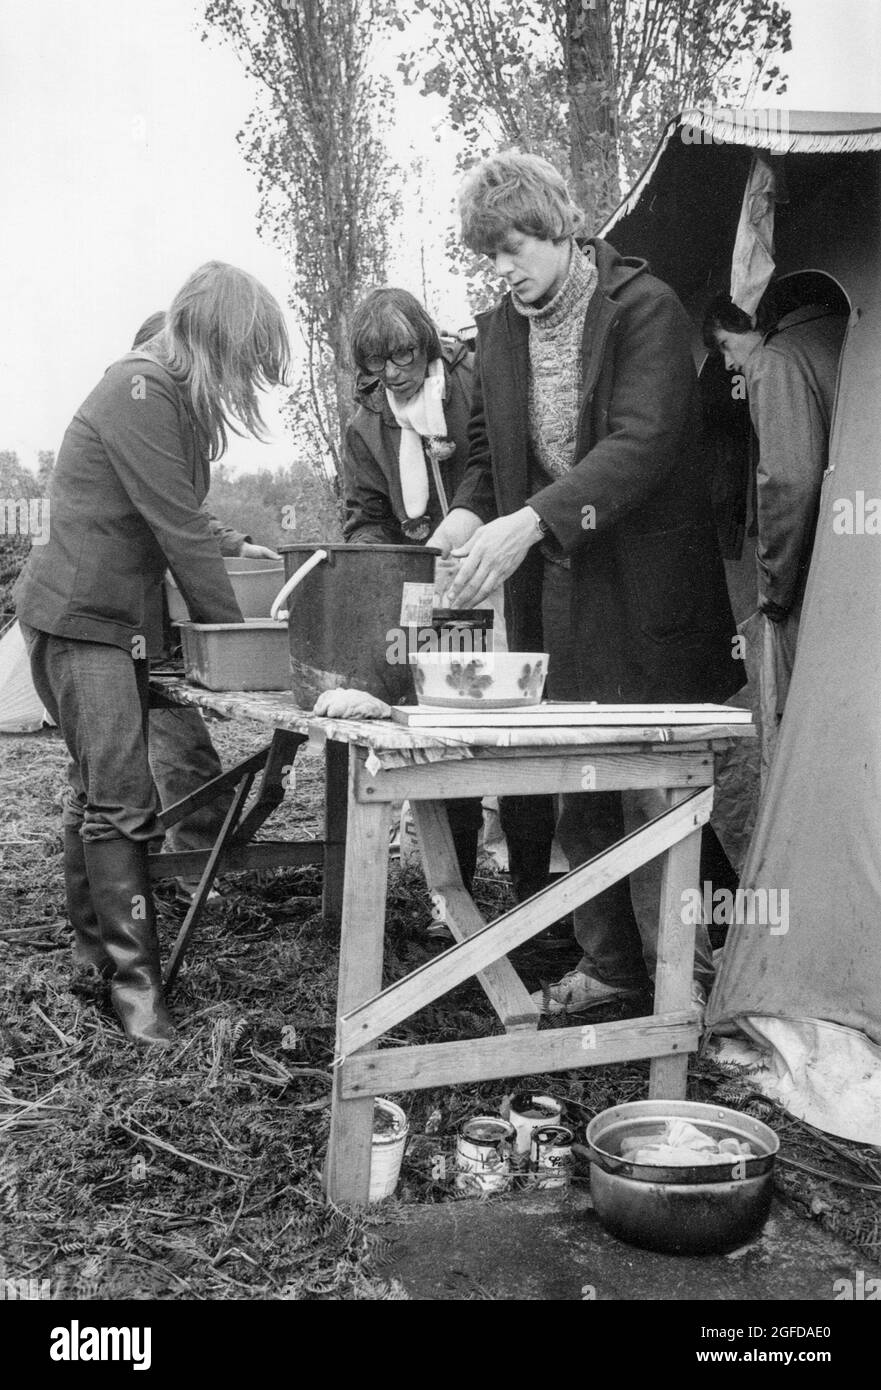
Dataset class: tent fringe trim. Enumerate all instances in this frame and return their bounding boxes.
[604,110,881,235]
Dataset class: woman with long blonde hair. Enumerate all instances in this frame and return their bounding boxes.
[15,261,290,1048]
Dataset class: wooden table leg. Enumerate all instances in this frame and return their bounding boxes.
[649,786,703,1099]
[411,798,539,1030]
[326,773,391,1205]
[322,741,348,922]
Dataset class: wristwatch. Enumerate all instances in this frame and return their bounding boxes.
[527,506,549,539]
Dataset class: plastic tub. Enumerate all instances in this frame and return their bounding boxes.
[176,620,290,692]
[166,558,284,623]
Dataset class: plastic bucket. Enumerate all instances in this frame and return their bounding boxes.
[273,544,439,707]
[508,1092,563,1156]
[369,1098,409,1203]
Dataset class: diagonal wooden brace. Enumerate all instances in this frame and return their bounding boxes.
[339,786,713,1055]
[230,730,307,845]
[156,749,268,832]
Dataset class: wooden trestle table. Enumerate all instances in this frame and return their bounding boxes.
[148,677,754,1207]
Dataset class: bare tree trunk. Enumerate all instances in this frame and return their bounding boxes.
[564,0,621,228]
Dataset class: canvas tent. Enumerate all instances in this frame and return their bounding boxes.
[603,109,881,1141]
[0,619,51,733]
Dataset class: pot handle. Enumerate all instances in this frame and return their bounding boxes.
[270,548,329,621]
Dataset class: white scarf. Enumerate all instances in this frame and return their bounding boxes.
[386,357,447,518]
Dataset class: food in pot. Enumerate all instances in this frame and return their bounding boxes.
[621,1118,755,1166]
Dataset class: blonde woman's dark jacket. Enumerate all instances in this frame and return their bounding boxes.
[15,355,244,656]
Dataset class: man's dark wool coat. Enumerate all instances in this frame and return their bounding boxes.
[451,238,744,704]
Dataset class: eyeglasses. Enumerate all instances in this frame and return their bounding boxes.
[361,346,418,375]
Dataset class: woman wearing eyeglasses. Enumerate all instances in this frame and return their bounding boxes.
[344,287,473,546]
[343,286,555,906]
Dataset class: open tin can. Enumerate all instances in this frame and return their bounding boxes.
[530,1125,574,1188]
[455,1115,515,1195]
[428,608,494,656]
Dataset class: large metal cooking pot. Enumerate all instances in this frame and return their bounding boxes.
[586,1099,779,1255]
[272,544,439,708]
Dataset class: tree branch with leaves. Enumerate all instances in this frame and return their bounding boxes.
[399,0,791,234]
[203,0,401,482]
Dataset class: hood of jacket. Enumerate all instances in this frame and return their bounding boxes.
[582,236,651,300]
[763,301,847,344]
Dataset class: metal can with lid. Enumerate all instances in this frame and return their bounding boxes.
[430,608,494,656]
[455,1115,515,1195]
[530,1125,574,1188]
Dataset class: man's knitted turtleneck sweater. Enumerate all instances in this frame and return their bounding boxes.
[512,242,598,486]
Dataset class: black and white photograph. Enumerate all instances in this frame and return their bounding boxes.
[1,0,880,1338]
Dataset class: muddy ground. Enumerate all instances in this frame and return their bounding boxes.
[1,719,879,1300]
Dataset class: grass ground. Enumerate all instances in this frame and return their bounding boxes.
[1,719,880,1300]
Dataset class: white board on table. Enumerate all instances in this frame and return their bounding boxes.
[391,702,754,728]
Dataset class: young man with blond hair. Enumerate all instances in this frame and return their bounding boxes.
[431,151,743,1015]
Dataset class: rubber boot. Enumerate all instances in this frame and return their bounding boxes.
[82,838,175,1048]
[64,827,113,976]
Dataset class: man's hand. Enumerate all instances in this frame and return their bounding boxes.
[446,508,541,608]
[239,542,281,560]
[427,508,483,559]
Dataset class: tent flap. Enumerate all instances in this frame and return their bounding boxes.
[0,621,49,733]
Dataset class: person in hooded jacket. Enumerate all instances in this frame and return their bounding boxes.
[430,152,744,1016]
[702,292,847,777]
[343,286,555,907]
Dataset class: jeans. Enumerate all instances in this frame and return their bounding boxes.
[148,707,233,858]
[20,624,162,844]
[540,562,715,991]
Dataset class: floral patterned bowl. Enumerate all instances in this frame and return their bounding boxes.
[412,652,549,709]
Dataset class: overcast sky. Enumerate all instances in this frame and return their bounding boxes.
[1,0,880,475]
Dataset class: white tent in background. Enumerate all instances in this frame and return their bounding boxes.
[0,620,52,733]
